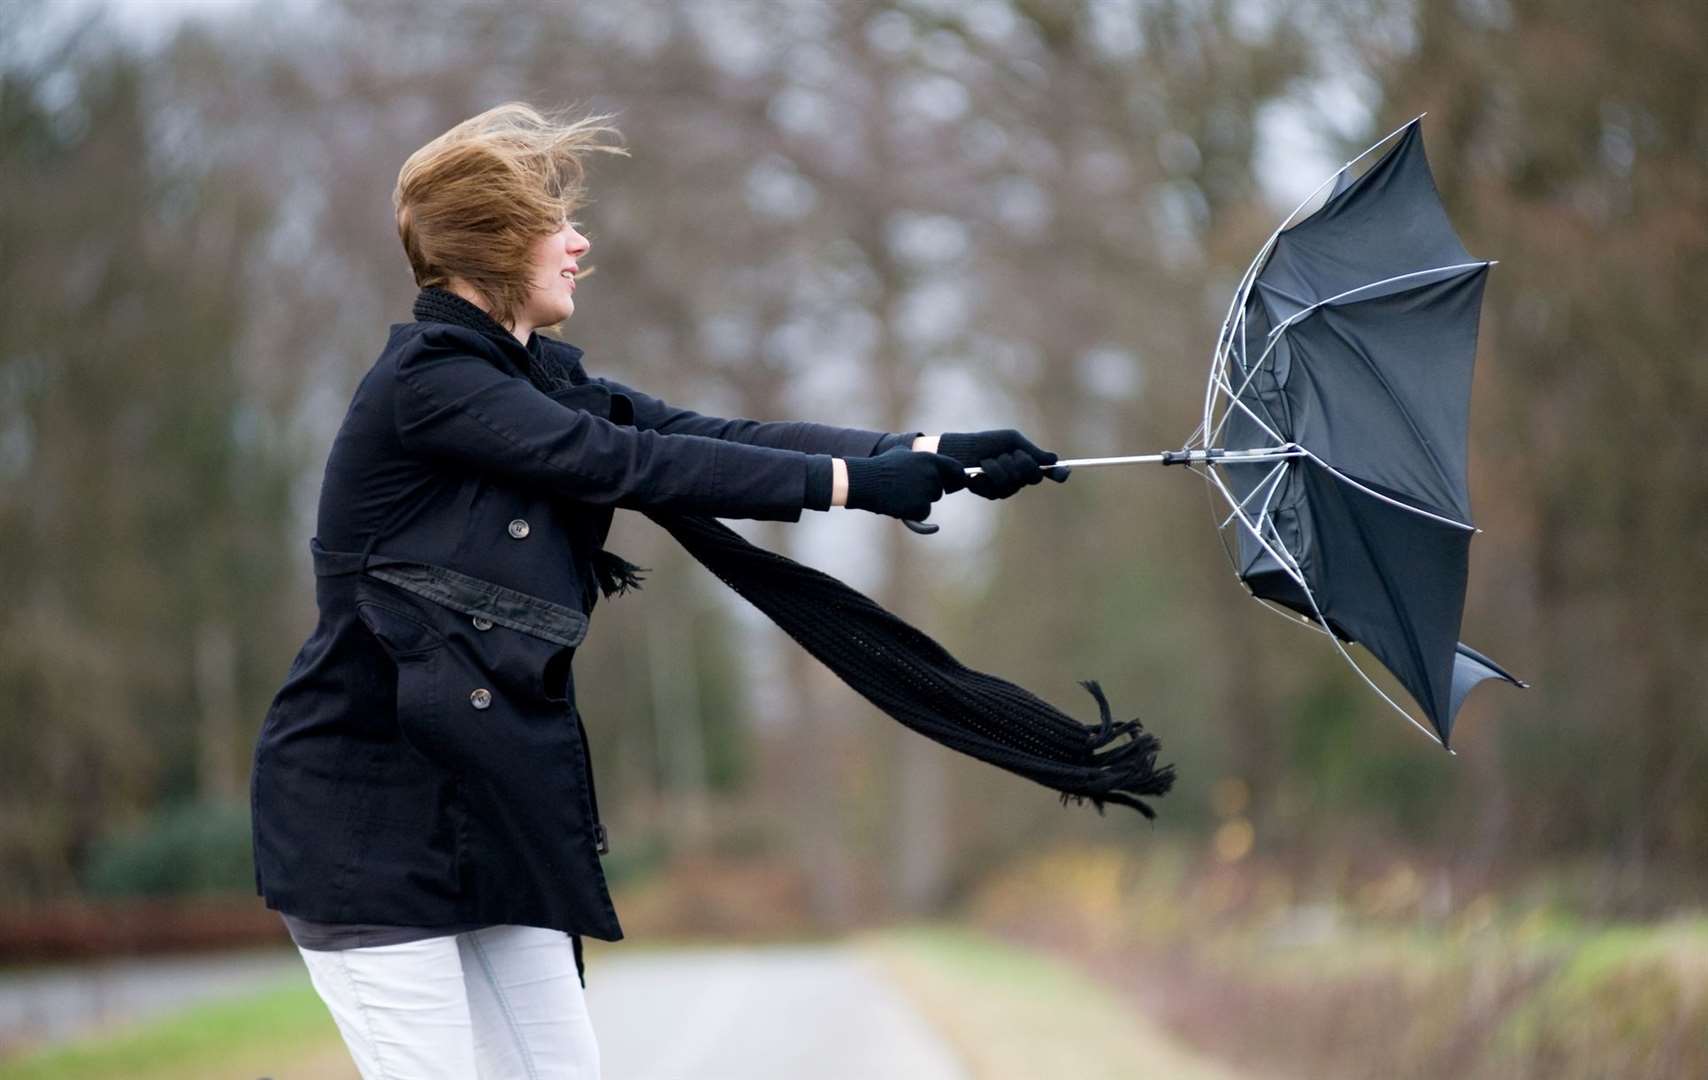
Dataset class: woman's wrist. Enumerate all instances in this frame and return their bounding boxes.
[831,437,937,508]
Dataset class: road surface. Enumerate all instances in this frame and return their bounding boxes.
[586,943,968,1079]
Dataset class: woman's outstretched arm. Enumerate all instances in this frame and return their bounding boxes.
[592,373,935,459]
[393,326,838,520]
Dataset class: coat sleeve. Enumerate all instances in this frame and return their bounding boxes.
[591,374,918,458]
[393,328,823,521]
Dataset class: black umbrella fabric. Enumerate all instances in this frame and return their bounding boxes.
[1200,118,1526,748]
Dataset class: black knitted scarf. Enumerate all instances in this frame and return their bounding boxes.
[412,287,1174,817]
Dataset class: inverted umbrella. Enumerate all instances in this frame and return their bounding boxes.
[972,116,1526,749]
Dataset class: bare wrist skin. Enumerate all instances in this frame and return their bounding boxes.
[912,434,940,453]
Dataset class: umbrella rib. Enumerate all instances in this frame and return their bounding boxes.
[1207,261,1493,458]
[1195,114,1427,448]
[1264,262,1492,336]
[1204,232,1276,444]
[1199,462,1250,582]
[1319,622,1449,748]
[1199,460,1445,747]
[1253,460,1290,524]
[1218,459,1290,529]
[1271,113,1429,237]
[1211,296,1283,449]
[1238,487,1448,749]
[1213,372,1290,448]
[1204,465,1309,591]
[1296,449,1475,532]
[1227,306,1294,451]
[1204,260,1264,444]
[1209,366,1287,450]
[1254,278,1316,313]
[1252,594,1333,636]
[1311,304,1469,518]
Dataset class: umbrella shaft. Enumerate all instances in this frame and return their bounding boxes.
[964,447,1302,476]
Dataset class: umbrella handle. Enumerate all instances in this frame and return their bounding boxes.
[901,461,1072,536]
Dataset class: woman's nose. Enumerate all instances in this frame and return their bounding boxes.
[567,227,590,256]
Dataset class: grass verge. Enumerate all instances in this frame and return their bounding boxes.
[0,975,351,1080]
[853,922,1243,1080]
[966,845,1708,1080]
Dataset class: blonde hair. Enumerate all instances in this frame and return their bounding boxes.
[393,102,629,329]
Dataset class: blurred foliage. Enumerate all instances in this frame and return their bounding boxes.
[1,4,303,898]
[78,800,255,899]
[592,827,672,892]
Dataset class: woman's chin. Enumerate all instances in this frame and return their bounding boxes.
[540,301,575,327]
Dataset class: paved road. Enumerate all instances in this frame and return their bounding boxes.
[586,943,968,1079]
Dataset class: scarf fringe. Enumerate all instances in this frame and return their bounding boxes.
[591,550,650,598]
[1051,679,1175,819]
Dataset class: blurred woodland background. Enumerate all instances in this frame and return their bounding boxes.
[2,0,1705,1075]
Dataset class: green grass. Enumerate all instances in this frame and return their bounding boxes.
[0,974,348,1080]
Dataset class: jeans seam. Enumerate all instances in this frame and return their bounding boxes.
[470,929,540,1080]
[336,950,395,1080]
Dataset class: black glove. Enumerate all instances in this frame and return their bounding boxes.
[844,448,969,520]
[936,429,1071,499]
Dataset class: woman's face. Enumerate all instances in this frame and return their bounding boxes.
[517,220,592,333]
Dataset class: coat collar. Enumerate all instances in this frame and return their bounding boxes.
[411,286,586,389]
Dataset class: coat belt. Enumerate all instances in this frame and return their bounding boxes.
[309,538,589,649]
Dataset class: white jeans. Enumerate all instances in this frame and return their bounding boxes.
[296,924,600,1079]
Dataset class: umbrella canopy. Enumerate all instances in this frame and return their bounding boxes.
[893,115,1523,754]
[1202,118,1526,748]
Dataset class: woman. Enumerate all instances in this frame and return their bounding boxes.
[249,102,1065,1078]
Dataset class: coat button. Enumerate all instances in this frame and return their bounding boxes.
[472,616,494,631]
[507,518,530,539]
[469,688,492,710]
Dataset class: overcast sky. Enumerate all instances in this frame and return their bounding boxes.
[56,0,278,48]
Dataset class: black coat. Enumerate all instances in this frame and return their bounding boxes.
[250,288,902,976]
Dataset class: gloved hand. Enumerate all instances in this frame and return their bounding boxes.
[936,428,1071,499]
[844,447,969,520]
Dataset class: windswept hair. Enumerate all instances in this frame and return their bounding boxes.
[393,102,629,329]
